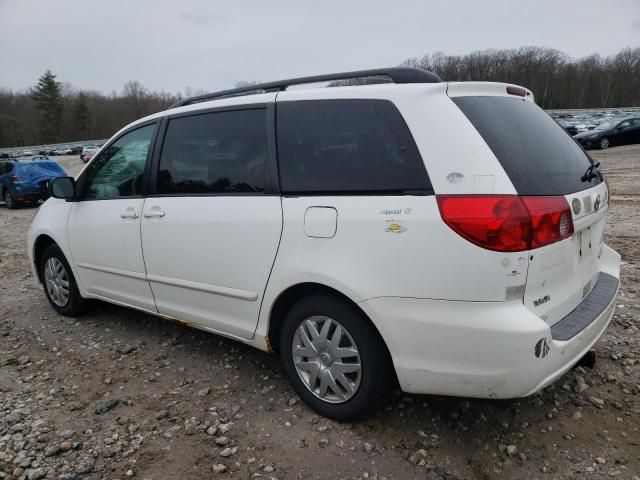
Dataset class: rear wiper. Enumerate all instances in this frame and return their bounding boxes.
[581,160,601,182]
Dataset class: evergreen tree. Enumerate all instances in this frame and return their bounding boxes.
[32,70,63,143]
[73,92,91,139]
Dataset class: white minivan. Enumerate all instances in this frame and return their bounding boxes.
[28,68,620,420]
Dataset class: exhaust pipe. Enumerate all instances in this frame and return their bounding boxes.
[575,350,596,369]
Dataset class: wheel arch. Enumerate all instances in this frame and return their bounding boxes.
[33,234,58,283]
[266,282,396,382]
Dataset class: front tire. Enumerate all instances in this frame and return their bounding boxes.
[39,244,86,316]
[599,137,610,149]
[280,294,394,421]
[4,189,18,209]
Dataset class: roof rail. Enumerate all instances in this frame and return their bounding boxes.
[170,67,441,108]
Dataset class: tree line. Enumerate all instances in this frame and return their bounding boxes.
[402,46,640,110]
[1,46,638,148]
[0,74,179,148]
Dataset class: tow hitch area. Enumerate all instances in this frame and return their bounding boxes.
[575,350,597,369]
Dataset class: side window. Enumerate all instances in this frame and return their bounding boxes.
[82,124,155,200]
[157,109,267,194]
[619,120,631,129]
[276,99,431,194]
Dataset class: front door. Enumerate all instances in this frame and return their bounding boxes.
[67,123,157,311]
[616,119,635,146]
[140,106,282,339]
[629,119,640,145]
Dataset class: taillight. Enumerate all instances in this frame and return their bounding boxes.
[522,196,573,249]
[437,195,574,252]
[10,175,22,183]
[437,195,531,252]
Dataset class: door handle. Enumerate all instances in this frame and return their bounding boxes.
[143,209,166,218]
[120,210,139,219]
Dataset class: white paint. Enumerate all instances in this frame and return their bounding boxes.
[67,199,157,312]
[27,80,621,405]
[304,207,338,238]
[139,196,282,339]
[524,182,610,325]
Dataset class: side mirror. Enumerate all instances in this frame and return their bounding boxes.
[49,176,76,200]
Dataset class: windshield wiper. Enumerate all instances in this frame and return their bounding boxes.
[581,160,601,182]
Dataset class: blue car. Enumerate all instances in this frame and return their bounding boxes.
[0,159,67,209]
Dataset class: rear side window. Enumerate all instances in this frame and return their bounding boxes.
[157,109,267,194]
[277,99,431,194]
[452,96,600,195]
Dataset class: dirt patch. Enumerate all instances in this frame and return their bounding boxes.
[1,149,639,479]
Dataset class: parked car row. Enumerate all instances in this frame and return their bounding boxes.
[1,145,105,168]
[39,146,83,156]
[551,109,640,149]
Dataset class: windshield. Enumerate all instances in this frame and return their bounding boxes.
[595,121,617,130]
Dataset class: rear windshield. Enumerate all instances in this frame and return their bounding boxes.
[16,162,64,176]
[452,96,601,195]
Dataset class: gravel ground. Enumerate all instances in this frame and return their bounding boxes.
[1,147,639,480]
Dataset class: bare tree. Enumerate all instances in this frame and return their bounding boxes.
[1,47,639,148]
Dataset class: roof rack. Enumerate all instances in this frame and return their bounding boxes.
[171,67,441,108]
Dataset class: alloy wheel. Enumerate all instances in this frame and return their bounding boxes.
[599,137,610,149]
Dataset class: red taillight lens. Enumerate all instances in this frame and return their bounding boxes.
[437,195,574,252]
[437,195,531,252]
[11,175,22,182]
[521,196,573,249]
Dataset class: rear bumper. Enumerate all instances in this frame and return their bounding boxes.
[359,244,621,399]
[14,185,49,200]
[15,193,46,201]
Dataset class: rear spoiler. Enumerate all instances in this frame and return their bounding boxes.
[447,82,535,102]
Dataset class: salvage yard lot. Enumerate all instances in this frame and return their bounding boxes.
[1,147,639,480]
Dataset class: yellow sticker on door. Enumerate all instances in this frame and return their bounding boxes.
[385,221,406,233]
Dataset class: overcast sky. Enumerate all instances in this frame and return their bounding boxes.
[1,0,639,95]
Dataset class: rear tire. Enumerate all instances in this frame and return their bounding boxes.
[599,137,610,149]
[279,294,394,421]
[4,189,18,209]
[39,244,86,316]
